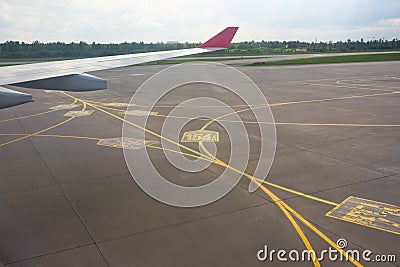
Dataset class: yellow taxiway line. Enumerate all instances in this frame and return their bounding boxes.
[0,99,84,148]
[59,91,373,267]
[0,99,78,124]
[0,133,101,141]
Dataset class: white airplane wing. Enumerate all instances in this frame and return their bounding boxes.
[0,27,239,108]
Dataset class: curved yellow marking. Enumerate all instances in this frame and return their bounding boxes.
[60,92,216,162]
[146,144,320,267]
[196,96,363,266]
[213,158,362,266]
[0,99,78,124]
[59,92,365,267]
[277,197,363,267]
[0,99,84,148]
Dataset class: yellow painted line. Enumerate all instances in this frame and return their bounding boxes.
[195,96,362,266]
[0,117,75,148]
[260,185,321,267]
[253,178,338,206]
[88,91,400,129]
[148,144,320,267]
[65,92,338,209]
[215,160,322,266]
[86,104,124,112]
[293,82,392,92]
[60,92,216,163]
[85,99,258,109]
[0,99,78,124]
[81,100,87,111]
[39,134,100,141]
[90,90,399,113]
[274,122,400,127]
[147,143,336,206]
[90,91,400,111]
[0,133,101,141]
[275,193,363,267]
[151,113,400,127]
[147,145,212,162]
[198,91,400,133]
[59,92,372,266]
[199,144,362,266]
[270,91,400,107]
[150,142,358,266]
[254,182,360,267]
[0,110,57,123]
[65,92,342,208]
[214,159,362,267]
[0,99,85,148]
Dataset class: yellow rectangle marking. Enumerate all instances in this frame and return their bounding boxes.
[326,196,400,235]
[181,130,219,143]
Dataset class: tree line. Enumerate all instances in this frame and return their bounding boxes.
[0,38,399,58]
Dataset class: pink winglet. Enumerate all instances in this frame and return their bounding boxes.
[198,27,239,49]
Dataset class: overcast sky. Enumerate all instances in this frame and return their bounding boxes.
[0,0,399,43]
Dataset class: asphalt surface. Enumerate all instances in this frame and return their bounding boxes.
[0,58,399,266]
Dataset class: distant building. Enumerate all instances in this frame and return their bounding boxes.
[167,41,179,44]
[285,48,308,53]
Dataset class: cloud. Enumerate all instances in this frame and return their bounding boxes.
[0,0,399,42]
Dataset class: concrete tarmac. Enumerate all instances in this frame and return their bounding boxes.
[0,58,399,266]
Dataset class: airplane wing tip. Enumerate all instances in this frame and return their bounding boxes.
[198,26,239,49]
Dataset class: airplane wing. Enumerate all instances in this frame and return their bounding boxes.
[0,26,238,108]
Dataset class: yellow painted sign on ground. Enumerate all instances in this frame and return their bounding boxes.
[63,110,94,117]
[181,130,219,143]
[326,196,400,235]
[97,137,157,150]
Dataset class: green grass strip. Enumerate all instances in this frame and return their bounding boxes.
[248,53,400,66]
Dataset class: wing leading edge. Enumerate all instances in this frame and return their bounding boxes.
[0,26,238,108]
